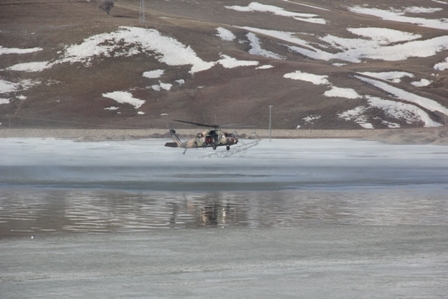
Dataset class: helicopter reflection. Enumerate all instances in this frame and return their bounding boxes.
[169,194,245,227]
[2,188,444,237]
[198,201,237,226]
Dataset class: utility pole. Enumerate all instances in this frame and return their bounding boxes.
[139,0,145,25]
[269,105,273,142]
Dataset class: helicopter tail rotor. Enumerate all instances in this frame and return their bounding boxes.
[165,129,183,148]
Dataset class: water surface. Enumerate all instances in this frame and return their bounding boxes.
[1,138,447,237]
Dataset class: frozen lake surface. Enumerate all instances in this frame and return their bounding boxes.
[1,138,447,298]
[1,138,447,232]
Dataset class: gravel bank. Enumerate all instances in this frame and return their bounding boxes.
[0,128,385,140]
[1,127,447,144]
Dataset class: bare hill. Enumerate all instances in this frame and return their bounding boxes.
[0,0,447,130]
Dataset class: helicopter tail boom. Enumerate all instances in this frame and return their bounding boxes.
[164,142,178,148]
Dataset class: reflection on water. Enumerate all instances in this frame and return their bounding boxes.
[1,188,447,238]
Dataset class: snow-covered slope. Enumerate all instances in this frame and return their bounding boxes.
[0,0,447,129]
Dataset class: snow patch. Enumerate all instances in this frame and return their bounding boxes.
[226,2,326,24]
[347,27,421,44]
[367,96,438,127]
[151,81,173,91]
[284,70,363,100]
[340,95,442,128]
[6,62,52,72]
[217,54,259,68]
[0,46,43,55]
[0,79,19,93]
[284,71,329,85]
[359,122,374,129]
[102,91,145,109]
[324,86,361,99]
[338,106,372,128]
[434,57,448,70]
[358,71,414,83]
[355,75,448,119]
[11,26,263,77]
[60,26,215,74]
[247,33,284,59]
[143,69,164,79]
[348,6,448,30]
[282,0,330,12]
[159,82,172,91]
[303,115,321,123]
[0,98,10,105]
[401,7,443,14]
[0,79,40,94]
[411,79,432,87]
[256,65,273,70]
[377,119,400,129]
[241,26,448,63]
[216,27,236,41]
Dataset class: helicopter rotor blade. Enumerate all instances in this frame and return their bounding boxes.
[219,124,256,129]
[174,120,219,128]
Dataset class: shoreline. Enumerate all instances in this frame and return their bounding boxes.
[0,127,447,145]
[0,128,378,139]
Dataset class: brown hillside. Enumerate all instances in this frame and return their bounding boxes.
[0,0,447,130]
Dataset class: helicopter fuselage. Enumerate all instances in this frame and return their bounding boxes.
[165,120,240,153]
[165,129,238,151]
[193,129,238,149]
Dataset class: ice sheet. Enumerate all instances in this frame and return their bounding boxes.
[1,138,447,191]
[1,227,447,299]
[1,138,447,298]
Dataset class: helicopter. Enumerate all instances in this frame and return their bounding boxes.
[164,120,239,154]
